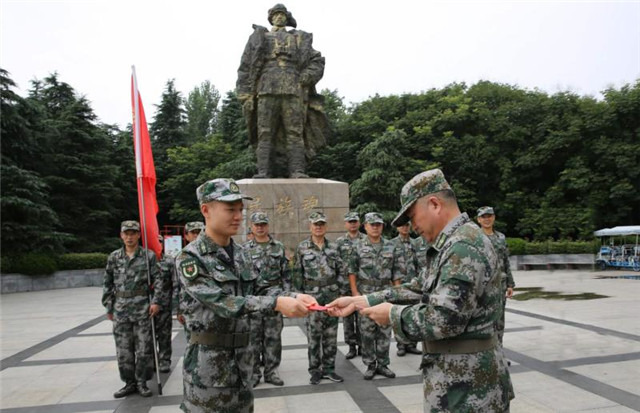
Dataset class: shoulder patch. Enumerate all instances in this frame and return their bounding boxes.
[180,258,199,280]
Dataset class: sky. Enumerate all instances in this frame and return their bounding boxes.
[2,0,639,128]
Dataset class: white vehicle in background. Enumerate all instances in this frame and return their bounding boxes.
[594,226,640,272]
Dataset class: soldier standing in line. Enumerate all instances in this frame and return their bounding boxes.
[155,235,175,373]
[390,223,422,357]
[335,211,366,359]
[244,211,289,387]
[175,178,316,413]
[102,220,166,398]
[328,169,514,412]
[348,212,405,380]
[477,206,516,345]
[293,211,347,385]
[184,222,205,244]
[412,230,429,271]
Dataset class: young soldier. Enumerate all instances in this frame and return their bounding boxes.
[335,211,366,359]
[329,169,514,412]
[155,235,174,372]
[348,212,405,380]
[176,222,204,327]
[102,220,166,398]
[477,206,516,344]
[245,211,289,387]
[175,178,316,412]
[293,211,347,385]
[390,223,422,356]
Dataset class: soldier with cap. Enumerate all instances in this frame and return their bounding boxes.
[329,169,514,411]
[477,206,516,345]
[390,223,422,357]
[102,220,166,398]
[237,3,328,178]
[347,212,405,380]
[335,211,366,359]
[244,211,290,387]
[176,222,205,328]
[175,178,317,413]
[184,221,205,244]
[155,235,175,373]
[292,211,347,385]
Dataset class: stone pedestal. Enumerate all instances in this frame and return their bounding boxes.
[234,178,349,254]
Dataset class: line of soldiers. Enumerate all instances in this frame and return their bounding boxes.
[102,169,516,412]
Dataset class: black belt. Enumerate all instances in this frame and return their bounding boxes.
[358,279,389,288]
[190,331,250,348]
[423,336,497,354]
[305,278,337,288]
[115,289,147,298]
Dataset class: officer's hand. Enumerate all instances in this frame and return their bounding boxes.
[326,296,365,317]
[106,313,114,321]
[149,304,161,317]
[177,314,185,325]
[296,293,318,307]
[360,303,392,326]
[506,287,514,299]
[275,297,309,318]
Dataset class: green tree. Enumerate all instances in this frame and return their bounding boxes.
[185,80,220,142]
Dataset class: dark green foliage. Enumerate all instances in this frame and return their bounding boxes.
[506,238,527,256]
[0,254,58,275]
[57,253,108,270]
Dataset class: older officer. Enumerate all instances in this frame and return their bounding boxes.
[329,169,514,412]
[102,220,166,398]
[348,212,405,380]
[335,211,366,359]
[477,206,516,344]
[293,211,347,385]
[245,211,289,387]
[175,178,316,413]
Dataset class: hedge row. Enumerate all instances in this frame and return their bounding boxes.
[0,253,108,276]
[506,238,600,256]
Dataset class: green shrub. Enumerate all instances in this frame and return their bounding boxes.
[506,238,526,255]
[57,253,108,270]
[524,242,548,255]
[548,240,568,254]
[1,254,58,275]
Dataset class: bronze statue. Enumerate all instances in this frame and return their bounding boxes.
[237,4,329,178]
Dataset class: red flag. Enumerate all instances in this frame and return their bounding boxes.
[131,66,162,259]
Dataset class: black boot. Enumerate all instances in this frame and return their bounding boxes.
[137,382,152,397]
[113,382,137,398]
[346,345,357,359]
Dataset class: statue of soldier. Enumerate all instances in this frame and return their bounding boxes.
[236,3,329,178]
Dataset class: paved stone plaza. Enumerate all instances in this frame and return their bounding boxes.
[1,270,639,413]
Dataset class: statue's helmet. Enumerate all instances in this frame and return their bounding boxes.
[268,3,297,28]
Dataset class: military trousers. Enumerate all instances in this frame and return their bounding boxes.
[343,311,361,347]
[256,95,305,175]
[112,318,153,384]
[250,311,283,379]
[359,314,391,367]
[497,279,508,344]
[306,309,339,374]
[154,307,173,366]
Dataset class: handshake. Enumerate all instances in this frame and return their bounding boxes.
[275,294,393,326]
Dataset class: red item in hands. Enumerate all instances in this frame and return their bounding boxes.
[307,304,328,311]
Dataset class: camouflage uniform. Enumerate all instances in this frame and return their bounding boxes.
[176,179,285,413]
[478,207,516,345]
[244,213,291,384]
[368,169,514,412]
[292,213,347,377]
[102,224,166,387]
[335,212,366,352]
[349,214,405,371]
[155,254,176,370]
[412,236,430,271]
[391,234,420,353]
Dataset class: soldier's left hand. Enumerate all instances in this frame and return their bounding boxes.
[296,293,318,307]
[149,304,161,317]
[506,287,514,299]
[360,303,393,326]
[275,297,309,318]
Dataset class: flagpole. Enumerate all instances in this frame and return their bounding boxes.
[132,65,163,396]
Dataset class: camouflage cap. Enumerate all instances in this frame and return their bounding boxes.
[392,168,452,227]
[250,211,269,224]
[184,221,205,233]
[477,206,495,216]
[309,211,327,223]
[120,220,140,232]
[268,3,297,28]
[344,211,360,222]
[196,178,253,205]
[364,212,384,224]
